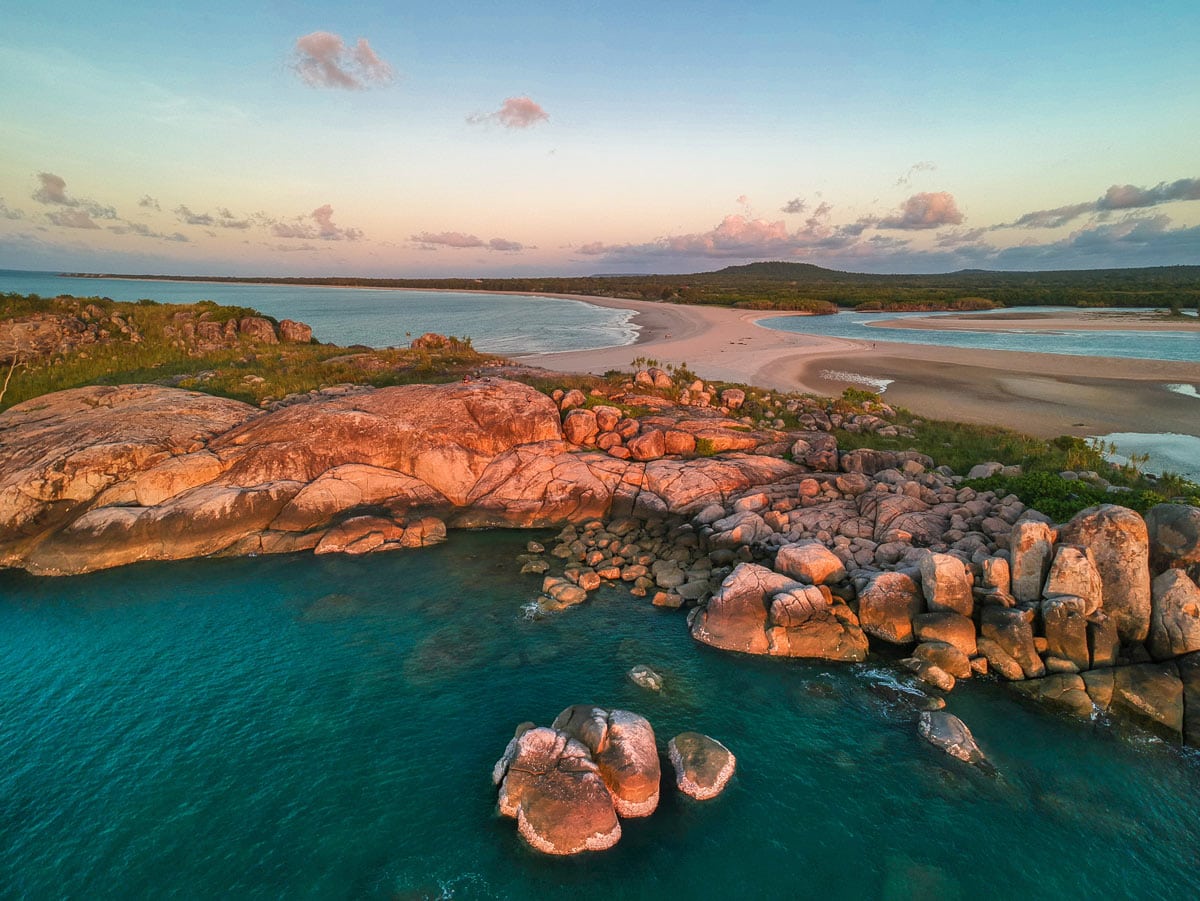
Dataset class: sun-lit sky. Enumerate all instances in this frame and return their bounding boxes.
[1,0,1198,276]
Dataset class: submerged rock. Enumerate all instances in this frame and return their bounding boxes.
[628,664,664,692]
[917,711,993,772]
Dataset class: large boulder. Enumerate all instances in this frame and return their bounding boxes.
[858,571,924,644]
[1145,503,1200,570]
[980,606,1045,679]
[1148,569,1200,661]
[1109,662,1184,738]
[493,725,622,855]
[1179,652,1200,747]
[919,552,973,616]
[690,563,868,661]
[1041,596,1091,672]
[913,611,977,657]
[790,432,838,471]
[1042,546,1103,613]
[774,540,846,585]
[668,733,736,800]
[1058,505,1151,644]
[689,563,794,655]
[1009,519,1055,603]
[1011,674,1094,718]
[551,706,661,817]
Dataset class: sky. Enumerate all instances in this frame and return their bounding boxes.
[0,0,1198,277]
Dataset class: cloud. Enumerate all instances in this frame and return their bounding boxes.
[31,172,116,219]
[488,237,524,252]
[1098,178,1200,210]
[410,231,524,251]
[32,172,70,205]
[0,199,24,220]
[895,161,937,187]
[467,96,549,129]
[47,209,99,229]
[311,204,362,240]
[781,197,807,215]
[272,205,363,241]
[998,177,1200,229]
[138,194,161,211]
[174,204,214,226]
[577,212,866,263]
[108,221,190,242]
[292,32,393,90]
[877,192,963,229]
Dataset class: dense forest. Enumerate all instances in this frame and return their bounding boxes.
[70,262,1200,313]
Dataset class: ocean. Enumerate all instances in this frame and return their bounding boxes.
[2,532,1198,898]
[0,270,638,355]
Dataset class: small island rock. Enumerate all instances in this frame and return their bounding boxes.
[668,732,737,800]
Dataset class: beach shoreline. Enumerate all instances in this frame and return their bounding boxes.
[524,297,1200,441]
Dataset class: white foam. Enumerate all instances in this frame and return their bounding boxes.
[819,369,894,394]
[1166,383,1200,400]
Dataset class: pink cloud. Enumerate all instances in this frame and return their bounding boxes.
[411,231,524,252]
[411,231,485,249]
[878,192,963,230]
[467,96,549,129]
[292,32,393,90]
[488,237,524,252]
[47,209,99,229]
[579,212,864,262]
[272,205,363,241]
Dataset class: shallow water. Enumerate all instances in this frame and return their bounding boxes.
[763,307,1199,363]
[0,270,638,354]
[2,532,1198,899]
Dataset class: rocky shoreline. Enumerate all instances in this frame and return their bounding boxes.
[3,363,1199,855]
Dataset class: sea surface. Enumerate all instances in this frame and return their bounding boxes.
[2,532,1199,899]
[0,270,638,354]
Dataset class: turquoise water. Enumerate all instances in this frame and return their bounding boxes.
[762,308,1199,362]
[0,270,637,354]
[2,531,1198,898]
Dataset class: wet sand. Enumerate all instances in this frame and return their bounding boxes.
[522,297,1200,440]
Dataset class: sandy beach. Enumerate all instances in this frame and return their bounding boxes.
[524,297,1200,440]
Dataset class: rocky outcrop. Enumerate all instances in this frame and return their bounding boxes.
[668,732,736,800]
[494,709,734,855]
[0,379,803,575]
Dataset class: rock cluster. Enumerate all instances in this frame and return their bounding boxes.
[163,311,311,353]
[493,707,733,855]
[0,305,143,364]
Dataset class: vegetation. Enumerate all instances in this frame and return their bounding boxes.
[69,260,1200,312]
[0,292,492,411]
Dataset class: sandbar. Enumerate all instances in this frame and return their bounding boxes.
[522,297,1200,440]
